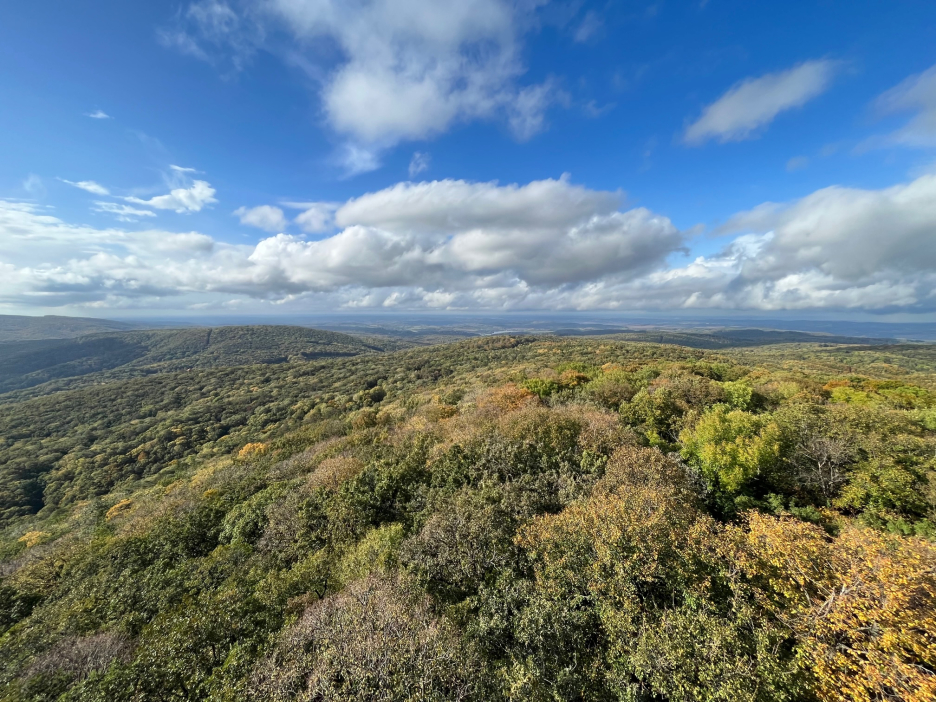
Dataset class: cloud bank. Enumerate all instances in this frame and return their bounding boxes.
[2,173,935,313]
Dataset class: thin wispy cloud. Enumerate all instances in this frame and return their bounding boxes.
[874,62,936,147]
[685,60,840,145]
[92,201,156,221]
[22,174,45,198]
[125,180,217,213]
[59,179,110,195]
[85,109,111,119]
[408,152,431,179]
[786,156,809,172]
[573,11,602,43]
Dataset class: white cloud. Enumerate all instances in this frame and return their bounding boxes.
[408,152,431,178]
[22,174,45,198]
[60,179,110,195]
[157,0,255,68]
[685,60,839,145]
[92,202,157,221]
[508,82,557,141]
[666,172,936,311]
[875,63,936,147]
[4,173,935,313]
[0,177,681,308]
[125,180,218,213]
[334,176,619,232]
[168,0,556,153]
[334,143,382,177]
[290,202,337,233]
[722,173,936,282]
[86,110,111,119]
[234,204,288,232]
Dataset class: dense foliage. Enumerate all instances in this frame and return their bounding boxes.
[1,334,935,701]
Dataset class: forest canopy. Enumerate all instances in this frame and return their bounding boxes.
[1,332,935,701]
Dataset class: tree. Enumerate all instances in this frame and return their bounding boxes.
[250,573,485,702]
[680,405,784,495]
[730,513,936,702]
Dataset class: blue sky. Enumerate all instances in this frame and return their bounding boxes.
[1,0,935,318]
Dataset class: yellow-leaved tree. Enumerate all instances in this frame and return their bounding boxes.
[729,513,936,702]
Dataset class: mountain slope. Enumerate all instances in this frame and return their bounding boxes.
[0,326,384,394]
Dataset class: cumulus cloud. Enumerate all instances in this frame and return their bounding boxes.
[721,173,936,282]
[166,0,556,154]
[3,174,935,313]
[672,172,936,310]
[685,60,839,145]
[0,177,681,308]
[86,110,111,119]
[125,180,218,213]
[875,62,936,147]
[287,202,338,233]
[234,204,288,232]
[60,179,110,195]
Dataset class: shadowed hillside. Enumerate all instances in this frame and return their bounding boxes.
[0,326,391,394]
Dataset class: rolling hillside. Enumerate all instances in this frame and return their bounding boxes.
[0,334,934,701]
[0,326,388,394]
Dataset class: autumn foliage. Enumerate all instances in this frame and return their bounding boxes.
[2,336,935,701]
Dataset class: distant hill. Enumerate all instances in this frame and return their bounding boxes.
[553,328,902,349]
[0,314,146,341]
[0,325,385,394]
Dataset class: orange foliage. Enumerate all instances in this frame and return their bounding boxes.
[475,383,537,413]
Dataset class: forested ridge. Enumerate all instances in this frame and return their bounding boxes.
[1,333,935,701]
[0,326,397,395]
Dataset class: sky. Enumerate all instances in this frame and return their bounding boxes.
[1,0,935,319]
